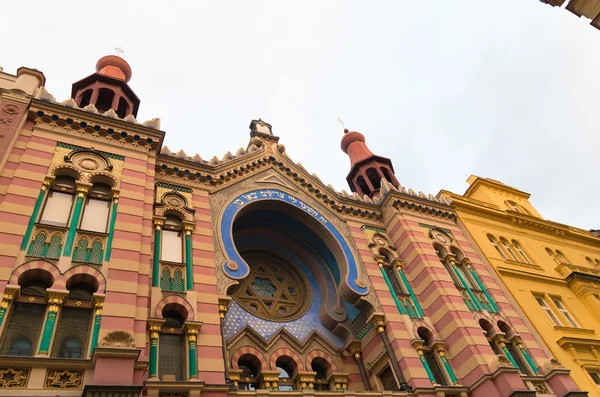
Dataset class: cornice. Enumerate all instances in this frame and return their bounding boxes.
[445,191,600,246]
[464,177,531,200]
[30,99,165,154]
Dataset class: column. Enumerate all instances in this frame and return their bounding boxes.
[435,345,458,385]
[218,299,231,382]
[375,318,411,391]
[348,342,371,390]
[413,341,436,384]
[394,259,424,317]
[152,218,164,287]
[183,222,196,291]
[465,261,499,312]
[89,298,104,356]
[148,320,163,380]
[297,372,316,390]
[376,257,407,315]
[494,335,518,369]
[514,337,540,375]
[64,184,90,256]
[449,258,482,311]
[38,292,66,356]
[20,178,51,251]
[0,289,16,328]
[186,322,202,380]
[104,192,119,261]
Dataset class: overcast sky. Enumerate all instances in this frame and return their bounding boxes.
[3,1,599,229]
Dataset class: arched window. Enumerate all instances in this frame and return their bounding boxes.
[117,97,130,118]
[435,245,460,286]
[479,319,503,356]
[80,182,112,233]
[51,279,95,358]
[276,356,298,390]
[40,175,77,227]
[497,321,532,375]
[79,89,93,108]
[366,168,381,191]
[96,88,115,113]
[238,354,261,390]
[487,235,508,260]
[161,215,184,263]
[159,305,186,381]
[417,327,448,386]
[0,274,52,356]
[500,238,519,261]
[586,257,595,266]
[546,248,560,264]
[7,338,32,356]
[555,250,569,264]
[511,241,532,264]
[311,358,331,390]
[356,176,371,196]
[380,167,394,183]
[506,201,521,213]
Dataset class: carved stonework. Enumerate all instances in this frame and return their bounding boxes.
[44,369,84,389]
[99,330,136,348]
[0,368,30,388]
[530,381,551,394]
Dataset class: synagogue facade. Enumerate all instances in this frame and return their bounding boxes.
[0,56,587,397]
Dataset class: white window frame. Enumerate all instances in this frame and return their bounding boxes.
[552,298,579,328]
[512,241,532,264]
[535,296,562,326]
[500,239,519,261]
[488,235,508,260]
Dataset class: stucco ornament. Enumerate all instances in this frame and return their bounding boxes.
[99,330,136,348]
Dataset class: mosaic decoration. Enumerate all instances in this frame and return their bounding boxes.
[225,238,344,347]
[0,367,30,388]
[44,369,84,389]
[219,189,367,295]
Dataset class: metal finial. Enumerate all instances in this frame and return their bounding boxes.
[115,46,125,57]
[337,117,346,130]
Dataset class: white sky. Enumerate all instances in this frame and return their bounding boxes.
[3,1,599,230]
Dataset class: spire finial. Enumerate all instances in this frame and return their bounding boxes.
[114,46,125,57]
[337,117,346,131]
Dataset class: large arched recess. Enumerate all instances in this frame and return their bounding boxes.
[218,189,368,303]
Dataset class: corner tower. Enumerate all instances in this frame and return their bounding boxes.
[71,55,140,118]
[341,128,399,198]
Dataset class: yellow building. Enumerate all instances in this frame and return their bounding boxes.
[440,176,600,397]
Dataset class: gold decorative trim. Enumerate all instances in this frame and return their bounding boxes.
[0,367,30,388]
[44,369,84,389]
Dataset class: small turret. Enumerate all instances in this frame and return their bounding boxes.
[341,128,399,198]
[71,55,140,118]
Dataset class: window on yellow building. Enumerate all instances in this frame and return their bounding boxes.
[511,241,532,264]
[487,235,508,260]
[552,298,579,328]
[545,248,562,265]
[506,201,521,213]
[500,238,519,261]
[535,296,562,326]
[586,257,595,266]
[587,370,600,387]
[555,250,569,264]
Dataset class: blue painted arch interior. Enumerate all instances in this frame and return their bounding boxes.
[219,189,367,295]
